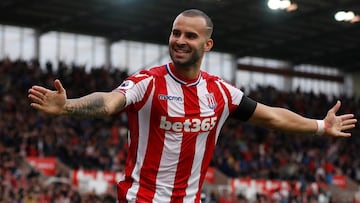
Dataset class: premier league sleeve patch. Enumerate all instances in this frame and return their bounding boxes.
[115,80,135,94]
[113,71,153,108]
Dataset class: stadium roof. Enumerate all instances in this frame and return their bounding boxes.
[0,0,359,72]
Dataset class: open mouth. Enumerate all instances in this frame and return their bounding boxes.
[173,44,191,53]
[173,47,191,57]
[174,48,189,53]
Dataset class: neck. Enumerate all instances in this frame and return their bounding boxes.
[172,63,201,80]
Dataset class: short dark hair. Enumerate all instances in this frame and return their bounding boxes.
[180,9,213,37]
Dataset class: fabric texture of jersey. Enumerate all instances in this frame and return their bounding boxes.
[114,62,245,203]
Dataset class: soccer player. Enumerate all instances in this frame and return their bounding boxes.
[28,9,357,203]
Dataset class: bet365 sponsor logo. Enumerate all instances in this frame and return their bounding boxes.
[160,116,217,132]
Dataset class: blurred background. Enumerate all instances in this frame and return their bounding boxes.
[0,0,360,202]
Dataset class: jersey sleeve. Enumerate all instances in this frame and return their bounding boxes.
[113,70,153,109]
[218,79,257,121]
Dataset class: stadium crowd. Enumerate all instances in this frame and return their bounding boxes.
[1,58,359,202]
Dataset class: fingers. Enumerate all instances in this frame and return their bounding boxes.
[341,117,357,125]
[28,83,54,107]
[339,113,355,120]
[341,124,356,131]
[339,114,357,129]
[337,132,351,137]
[333,114,357,136]
[339,114,357,127]
[30,102,44,111]
[28,88,45,99]
[340,117,357,131]
[28,87,47,104]
[28,93,43,105]
[30,85,50,95]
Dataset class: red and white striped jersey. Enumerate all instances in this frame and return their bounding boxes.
[114,62,245,203]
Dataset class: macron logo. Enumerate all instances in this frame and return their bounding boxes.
[160,116,217,133]
[158,94,183,103]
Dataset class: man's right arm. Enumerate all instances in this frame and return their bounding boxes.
[28,79,126,117]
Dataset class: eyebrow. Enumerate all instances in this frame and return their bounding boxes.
[172,29,197,34]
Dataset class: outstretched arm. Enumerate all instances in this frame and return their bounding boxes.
[28,79,126,117]
[248,100,357,137]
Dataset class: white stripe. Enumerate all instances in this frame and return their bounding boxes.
[198,80,215,117]
[214,81,231,143]
[153,75,184,201]
[153,131,183,202]
[165,74,185,117]
[220,80,243,105]
[125,77,153,107]
[126,83,155,201]
[184,132,209,203]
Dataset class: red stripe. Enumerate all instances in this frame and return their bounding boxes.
[136,75,168,202]
[195,80,226,202]
[117,107,139,201]
[117,77,154,201]
[219,82,238,113]
[170,85,200,203]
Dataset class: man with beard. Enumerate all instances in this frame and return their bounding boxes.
[28,9,357,203]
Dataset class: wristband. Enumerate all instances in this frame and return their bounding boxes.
[315,120,325,136]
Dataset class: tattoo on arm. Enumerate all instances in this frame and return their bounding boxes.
[65,95,109,117]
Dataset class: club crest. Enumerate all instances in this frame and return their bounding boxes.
[205,93,217,109]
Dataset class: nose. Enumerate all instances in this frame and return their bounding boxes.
[175,35,186,45]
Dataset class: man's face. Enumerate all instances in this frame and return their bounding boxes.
[169,15,213,68]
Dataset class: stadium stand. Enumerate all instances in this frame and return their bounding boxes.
[1,58,359,202]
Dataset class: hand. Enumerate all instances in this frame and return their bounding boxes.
[324,100,357,137]
[28,79,67,115]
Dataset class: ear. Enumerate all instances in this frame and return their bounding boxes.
[204,38,213,52]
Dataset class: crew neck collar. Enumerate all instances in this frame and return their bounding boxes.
[166,63,202,87]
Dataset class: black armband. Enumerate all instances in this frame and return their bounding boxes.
[231,96,257,121]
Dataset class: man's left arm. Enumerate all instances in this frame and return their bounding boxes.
[248,100,357,137]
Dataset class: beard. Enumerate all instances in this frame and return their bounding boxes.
[169,47,202,68]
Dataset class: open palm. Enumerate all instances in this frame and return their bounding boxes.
[324,101,357,137]
[28,79,67,115]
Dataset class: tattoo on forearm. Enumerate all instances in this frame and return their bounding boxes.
[65,96,109,117]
